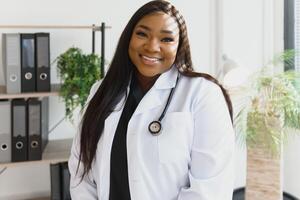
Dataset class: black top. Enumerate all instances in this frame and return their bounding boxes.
[109,75,145,200]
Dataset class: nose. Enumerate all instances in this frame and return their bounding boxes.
[144,38,160,52]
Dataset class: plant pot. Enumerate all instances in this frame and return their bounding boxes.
[245,111,284,200]
[246,145,283,200]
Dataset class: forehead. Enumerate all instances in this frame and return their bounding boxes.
[135,12,179,34]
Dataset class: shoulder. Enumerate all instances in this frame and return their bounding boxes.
[179,73,228,113]
[179,74,231,122]
[180,74,223,98]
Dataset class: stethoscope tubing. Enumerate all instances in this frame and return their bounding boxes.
[158,73,180,121]
[149,73,180,135]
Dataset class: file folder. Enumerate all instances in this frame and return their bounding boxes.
[50,162,71,200]
[11,99,27,162]
[41,97,49,152]
[0,100,11,163]
[50,163,62,200]
[21,34,36,92]
[35,33,50,92]
[61,162,71,200]
[27,98,42,161]
[2,33,21,94]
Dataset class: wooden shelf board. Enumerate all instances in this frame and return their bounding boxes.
[0,85,60,99]
[0,91,59,99]
[43,138,73,162]
[29,197,50,200]
[0,138,73,168]
[0,24,112,30]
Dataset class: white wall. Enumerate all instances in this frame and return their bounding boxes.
[0,0,299,199]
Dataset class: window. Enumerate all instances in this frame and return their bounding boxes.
[285,0,300,71]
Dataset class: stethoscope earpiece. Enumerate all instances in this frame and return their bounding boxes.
[148,121,162,136]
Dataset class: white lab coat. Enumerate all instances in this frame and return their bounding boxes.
[69,66,235,200]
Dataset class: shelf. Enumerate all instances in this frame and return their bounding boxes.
[0,84,60,99]
[0,24,112,30]
[42,138,72,163]
[0,138,73,168]
[28,197,50,200]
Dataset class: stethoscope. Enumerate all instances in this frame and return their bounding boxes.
[148,73,180,136]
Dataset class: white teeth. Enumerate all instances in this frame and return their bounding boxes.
[142,55,159,62]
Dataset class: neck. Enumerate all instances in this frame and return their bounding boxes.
[134,70,160,93]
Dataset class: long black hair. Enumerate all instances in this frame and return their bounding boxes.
[78,0,233,179]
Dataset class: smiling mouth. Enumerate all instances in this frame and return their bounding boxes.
[139,54,162,65]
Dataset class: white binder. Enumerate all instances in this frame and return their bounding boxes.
[2,33,21,94]
[0,100,11,163]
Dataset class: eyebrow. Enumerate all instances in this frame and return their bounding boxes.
[137,25,174,35]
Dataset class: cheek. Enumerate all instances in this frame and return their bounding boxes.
[169,44,179,53]
[164,46,178,62]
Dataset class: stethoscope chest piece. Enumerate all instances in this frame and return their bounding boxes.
[148,121,162,136]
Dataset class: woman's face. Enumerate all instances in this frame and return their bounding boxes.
[129,12,180,77]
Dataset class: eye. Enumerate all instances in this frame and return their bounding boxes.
[136,31,147,37]
[161,37,174,42]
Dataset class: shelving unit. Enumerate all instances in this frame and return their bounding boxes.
[0,22,109,166]
[0,22,109,199]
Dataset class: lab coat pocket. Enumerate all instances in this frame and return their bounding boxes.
[158,112,193,164]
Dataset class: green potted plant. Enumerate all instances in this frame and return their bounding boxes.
[233,50,300,199]
[56,47,101,121]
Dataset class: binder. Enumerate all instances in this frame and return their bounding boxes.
[11,99,27,162]
[41,97,49,152]
[2,33,21,94]
[0,100,11,163]
[27,98,42,161]
[61,162,71,200]
[50,163,62,200]
[35,33,50,92]
[50,162,71,200]
[21,34,36,92]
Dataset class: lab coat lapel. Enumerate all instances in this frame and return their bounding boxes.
[133,66,179,116]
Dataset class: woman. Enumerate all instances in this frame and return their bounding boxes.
[69,0,235,199]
